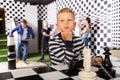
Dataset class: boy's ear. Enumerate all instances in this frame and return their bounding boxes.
[75,22,76,26]
[74,22,76,28]
[56,24,57,27]
[56,24,59,29]
[56,24,58,28]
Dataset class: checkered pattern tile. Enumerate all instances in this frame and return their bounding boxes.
[0,57,120,80]
[37,4,48,21]
[111,0,120,47]
[0,0,25,34]
[0,0,25,22]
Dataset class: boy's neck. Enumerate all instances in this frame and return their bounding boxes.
[61,31,72,41]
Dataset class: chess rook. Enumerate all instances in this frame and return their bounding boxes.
[7,36,16,69]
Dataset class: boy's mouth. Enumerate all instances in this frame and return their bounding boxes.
[64,26,69,29]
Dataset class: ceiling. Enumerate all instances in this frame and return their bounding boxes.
[14,0,56,5]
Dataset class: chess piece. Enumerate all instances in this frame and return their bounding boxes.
[7,36,16,69]
[103,47,112,70]
[97,47,116,79]
[79,47,97,80]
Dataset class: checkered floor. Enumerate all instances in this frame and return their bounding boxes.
[0,56,120,80]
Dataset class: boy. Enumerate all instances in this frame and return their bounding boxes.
[49,8,102,66]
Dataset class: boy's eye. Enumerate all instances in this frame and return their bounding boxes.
[60,20,64,22]
[68,19,72,21]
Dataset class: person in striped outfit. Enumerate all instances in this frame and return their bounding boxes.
[49,8,102,66]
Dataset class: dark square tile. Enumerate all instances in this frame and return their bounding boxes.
[96,69,120,79]
[33,66,57,74]
[15,75,43,80]
[60,77,74,80]
[0,72,13,80]
[60,69,80,77]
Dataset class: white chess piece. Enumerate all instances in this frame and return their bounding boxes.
[83,47,91,71]
[79,47,97,80]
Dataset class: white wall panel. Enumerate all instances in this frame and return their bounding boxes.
[25,4,38,53]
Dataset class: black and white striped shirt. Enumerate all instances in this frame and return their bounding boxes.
[49,33,85,65]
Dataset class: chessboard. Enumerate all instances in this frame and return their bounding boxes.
[0,56,120,80]
[0,65,120,80]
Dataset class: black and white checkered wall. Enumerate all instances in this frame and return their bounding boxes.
[112,0,120,47]
[56,0,113,54]
[0,0,25,22]
[0,0,119,53]
[0,0,48,34]
[0,0,25,34]
[37,4,47,21]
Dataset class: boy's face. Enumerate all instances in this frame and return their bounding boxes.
[57,12,76,32]
[21,22,27,28]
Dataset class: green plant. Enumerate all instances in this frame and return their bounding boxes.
[0,34,7,40]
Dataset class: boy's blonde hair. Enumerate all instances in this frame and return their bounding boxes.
[57,8,75,21]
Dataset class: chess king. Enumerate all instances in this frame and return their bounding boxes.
[79,47,97,80]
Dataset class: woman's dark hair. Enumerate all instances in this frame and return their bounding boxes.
[86,17,91,23]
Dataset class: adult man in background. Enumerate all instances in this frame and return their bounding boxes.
[40,21,55,61]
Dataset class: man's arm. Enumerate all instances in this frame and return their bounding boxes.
[9,26,19,36]
[43,32,52,37]
[29,27,35,39]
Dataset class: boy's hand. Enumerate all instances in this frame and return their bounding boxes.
[91,56,103,66]
[9,35,13,37]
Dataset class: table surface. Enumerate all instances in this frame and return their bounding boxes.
[0,56,120,80]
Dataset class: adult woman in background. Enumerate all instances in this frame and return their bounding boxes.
[79,12,91,47]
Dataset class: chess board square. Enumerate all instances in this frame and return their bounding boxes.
[15,75,43,80]
[96,68,120,80]
[0,72,13,80]
[51,64,68,70]
[33,66,57,74]
[11,68,37,78]
[60,69,80,77]
[71,76,80,80]
[39,71,68,80]
[60,77,74,80]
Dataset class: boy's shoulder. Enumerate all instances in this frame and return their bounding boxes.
[73,36,83,41]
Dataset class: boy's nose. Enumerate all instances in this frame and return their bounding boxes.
[65,20,68,24]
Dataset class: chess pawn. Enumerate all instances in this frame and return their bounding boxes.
[102,47,112,70]
[97,47,116,79]
[79,47,97,80]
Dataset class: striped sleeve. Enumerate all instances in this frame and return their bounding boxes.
[49,38,75,64]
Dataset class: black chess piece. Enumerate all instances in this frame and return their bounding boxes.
[97,47,116,79]
[102,47,112,70]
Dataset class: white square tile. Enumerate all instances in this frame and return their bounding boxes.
[39,71,68,80]
[51,64,68,70]
[71,76,80,80]
[11,68,37,78]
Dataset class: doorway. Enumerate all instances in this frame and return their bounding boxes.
[0,8,5,34]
